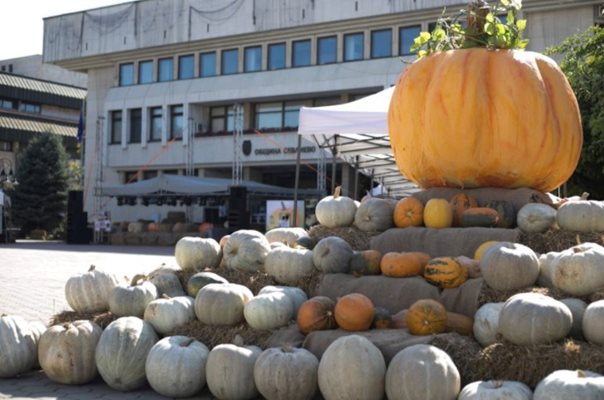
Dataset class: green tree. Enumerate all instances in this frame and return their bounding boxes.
[547,26,604,198]
[11,134,69,236]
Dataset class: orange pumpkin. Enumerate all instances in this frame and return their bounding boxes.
[424,257,468,288]
[473,240,498,261]
[350,250,382,277]
[198,222,213,235]
[392,308,473,336]
[380,251,431,278]
[388,49,582,193]
[423,198,453,229]
[393,197,424,228]
[449,192,478,227]
[296,296,337,334]
[146,222,160,232]
[405,299,448,335]
[334,293,375,332]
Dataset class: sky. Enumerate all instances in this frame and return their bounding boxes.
[0,0,135,60]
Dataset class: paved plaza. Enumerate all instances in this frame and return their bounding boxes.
[0,242,213,399]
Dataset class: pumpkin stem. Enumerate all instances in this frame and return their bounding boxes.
[131,274,147,286]
[581,192,590,200]
[180,337,195,347]
[88,265,96,272]
[233,334,245,347]
[465,1,491,45]
[577,370,586,378]
[63,323,72,330]
[333,186,342,199]
[162,294,171,299]
[491,380,503,388]
[281,345,294,353]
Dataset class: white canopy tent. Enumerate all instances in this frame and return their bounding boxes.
[297,87,418,197]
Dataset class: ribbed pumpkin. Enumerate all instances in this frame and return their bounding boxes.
[480,242,539,291]
[186,271,228,297]
[583,300,604,346]
[517,203,557,233]
[296,296,337,334]
[380,251,431,278]
[265,227,309,246]
[149,271,185,297]
[258,285,307,319]
[557,200,604,232]
[350,250,383,276]
[64,265,120,313]
[354,197,394,232]
[450,192,478,226]
[175,236,222,271]
[315,186,357,228]
[388,48,582,192]
[459,380,533,400]
[405,299,448,335]
[222,230,271,273]
[109,275,158,318]
[195,283,253,326]
[334,293,375,332]
[424,198,453,229]
[0,315,36,378]
[265,246,315,284]
[143,295,195,335]
[560,298,587,340]
[312,236,353,274]
[393,196,424,228]
[533,369,604,400]
[424,257,468,288]
[473,302,504,347]
[244,292,294,330]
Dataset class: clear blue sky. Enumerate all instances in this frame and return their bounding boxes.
[0,0,134,60]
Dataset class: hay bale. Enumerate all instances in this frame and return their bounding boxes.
[519,229,604,254]
[110,233,126,245]
[168,320,275,349]
[431,334,604,388]
[50,311,118,329]
[309,225,372,250]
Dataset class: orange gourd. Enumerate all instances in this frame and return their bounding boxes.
[449,192,478,227]
[350,250,382,277]
[392,308,473,336]
[388,48,582,193]
[380,251,431,278]
[424,257,468,288]
[461,207,500,227]
[146,223,160,232]
[334,293,375,332]
[405,299,448,335]
[296,296,337,334]
[393,197,424,228]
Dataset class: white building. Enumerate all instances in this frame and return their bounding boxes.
[42,0,600,230]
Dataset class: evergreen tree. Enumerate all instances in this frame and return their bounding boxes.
[10,134,69,236]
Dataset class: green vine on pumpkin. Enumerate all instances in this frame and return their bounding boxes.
[410,0,529,58]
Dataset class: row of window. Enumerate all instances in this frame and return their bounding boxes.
[0,97,41,114]
[118,25,421,86]
[110,105,183,144]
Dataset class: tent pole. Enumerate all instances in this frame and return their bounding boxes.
[354,155,360,200]
[331,135,338,194]
[293,135,302,227]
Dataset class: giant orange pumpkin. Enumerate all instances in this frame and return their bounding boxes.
[388,49,582,192]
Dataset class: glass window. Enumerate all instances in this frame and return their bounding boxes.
[143,170,157,180]
[344,33,364,61]
[124,171,139,184]
[119,63,134,86]
[129,108,142,143]
[292,39,311,67]
[1,98,14,109]
[19,102,40,114]
[244,46,262,72]
[284,101,311,129]
[221,49,239,75]
[400,25,421,56]
[178,55,195,79]
[110,110,122,144]
[255,102,282,130]
[210,106,234,133]
[138,60,153,84]
[149,107,162,142]
[268,43,285,70]
[170,105,184,140]
[371,29,392,58]
[158,57,173,82]
[200,52,216,77]
[317,36,337,65]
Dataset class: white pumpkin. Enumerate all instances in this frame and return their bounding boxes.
[26,321,47,369]
[145,336,210,398]
[38,320,102,385]
[312,236,353,274]
[254,346,319,400]
[473,302,504,347]
[258,285,308,318]
[64,265,120,313]
[557,200,604,232]
[459,380,532,400]
[143,296,195,335]
[538,242,604,296]
[560,298,587,339]
[175,236,221,271]
[265,227,309,246]
[244,292,294,330]
[206,338,262,400]
[318,334,386,400]
[533,369,604,400]
[582,300,604,346]
[222,230,271,273]
[516,203,557,233]
[480,242,540,291]
[385,344,460,400]
[109,275,158,318]
[265,246,315,285]
[95,316,159,391]
[149,271,186,297]
[195,283,253,326]
[315,186,357,228]
[0,315,36,378]
[354,197,394,232]
[498,293,572,345]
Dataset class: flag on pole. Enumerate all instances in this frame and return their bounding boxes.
[76,112,85,142]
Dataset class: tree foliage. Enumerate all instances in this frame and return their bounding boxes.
[547,25,604,198]
[10,134,69,236]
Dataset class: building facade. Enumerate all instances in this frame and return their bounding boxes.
[42,0,601,226]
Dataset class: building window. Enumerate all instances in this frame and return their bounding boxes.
[292,39,311,67]
[0,98,14,110]
[400,25,421,56]
[210,106,234,133]
[178,54,195,79]
[19,102,40,114]
[0,141,13,151]
[149,107,162,142]
[143,170,158,180]
[244,46,262,72]
[254,101,310,131]
[371,29,392,58]
[284,101,309,129]
[129,108,142,143]
[268,43,285,70]
[158,57,173,82]
[200,52,216,77]
[344,32,364,61]
[170,105,184,140]
[138,60,153,84]
[124,171,139,184]
[110,110,122,144]
[119,63,134,86]
[222,49,239,75]
[317,36,337,65]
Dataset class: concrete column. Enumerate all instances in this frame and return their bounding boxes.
[183,104,190,146]
[121,108,128,150]
[141,106,148,148]
[161,104,169,146]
